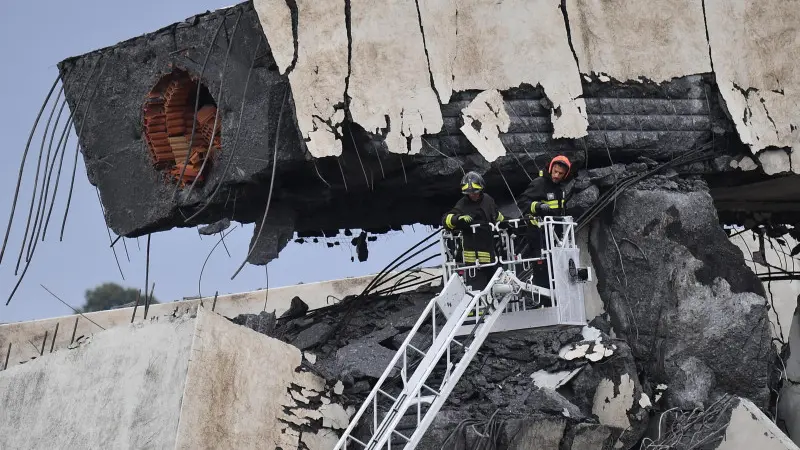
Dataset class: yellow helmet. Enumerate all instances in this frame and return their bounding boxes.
[461,171,484,194]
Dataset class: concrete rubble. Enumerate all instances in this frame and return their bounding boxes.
[227,176,792,446]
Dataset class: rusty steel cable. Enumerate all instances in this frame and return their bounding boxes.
[144,234,151,317]
[94,186,125,280]
[199,225,237,298]
[16,86,65,272]
[29,97,69,257]
[41,117,75,241]
[4,60,102,304]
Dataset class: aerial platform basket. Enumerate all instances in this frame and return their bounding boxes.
[333,216,592,450]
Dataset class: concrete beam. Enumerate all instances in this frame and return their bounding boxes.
[0,269,441,371]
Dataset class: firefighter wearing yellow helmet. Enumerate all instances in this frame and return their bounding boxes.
[442,171,504,289]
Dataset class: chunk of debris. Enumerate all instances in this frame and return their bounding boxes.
[197,218,231,235]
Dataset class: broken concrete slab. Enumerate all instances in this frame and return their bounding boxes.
[284,0,349,158]
[718,398,800,450]
[253,0,294,74]
[779,295,800,445]
[0,271,401,370]
[449,0,588,139]
[348,0,443,155]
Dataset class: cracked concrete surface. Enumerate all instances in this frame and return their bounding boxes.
[254,0,797,174]
[706,0,800,173]
[448,0,588,139]
[592,373,635,429]
[349,0,443,155]
[566,0,711,82]
[289,0,348,158]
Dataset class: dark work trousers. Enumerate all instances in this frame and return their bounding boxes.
[519,225,552,306]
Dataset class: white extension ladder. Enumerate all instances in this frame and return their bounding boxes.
[333,269,514,450]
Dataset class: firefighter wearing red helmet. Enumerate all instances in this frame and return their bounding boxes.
[515,155,572,266]
[517,155,572,219]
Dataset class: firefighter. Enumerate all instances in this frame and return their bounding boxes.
[517,155,571,221]
[516,155,572,297]
[442,171,504,290]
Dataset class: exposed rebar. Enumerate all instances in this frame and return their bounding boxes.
[0,76,60,264]
[184,10,243,198]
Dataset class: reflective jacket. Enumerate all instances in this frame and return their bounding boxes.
[516,171,568,221]
[442,193,504,264]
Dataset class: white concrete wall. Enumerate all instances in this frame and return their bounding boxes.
[0,315,196,449]
[0,307,349,450]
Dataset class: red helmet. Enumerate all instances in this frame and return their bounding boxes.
[548,155,571,177]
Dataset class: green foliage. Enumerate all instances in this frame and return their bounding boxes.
[81,282,159,313]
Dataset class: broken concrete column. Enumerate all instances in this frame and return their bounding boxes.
[589,183,776,409]
[0,307,349,450]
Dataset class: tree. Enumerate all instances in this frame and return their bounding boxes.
[81,282,159,313]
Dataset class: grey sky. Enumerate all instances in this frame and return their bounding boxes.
[0,0,436,324]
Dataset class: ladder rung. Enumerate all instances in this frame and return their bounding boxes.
[347,436,367,447]
[378,389,398,402]
[420,383,440,396]
[406,343,425,356]
[407,395,435,406]
[392,430,411,442]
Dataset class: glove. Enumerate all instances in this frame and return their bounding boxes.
[535,203,552,214]
[458,215,473,224]
[524,214,541,227]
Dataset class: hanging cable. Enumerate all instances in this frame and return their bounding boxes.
[0,76,60,264]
